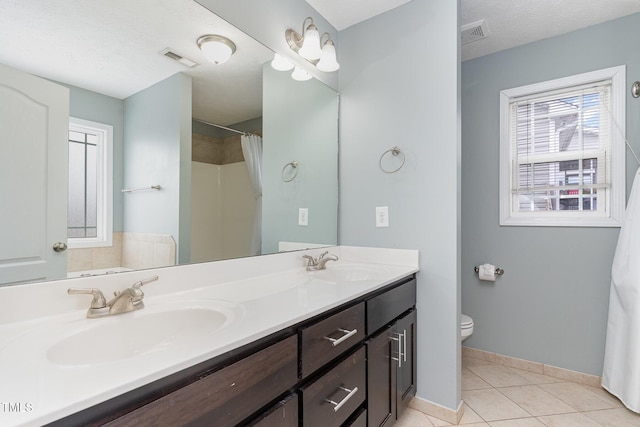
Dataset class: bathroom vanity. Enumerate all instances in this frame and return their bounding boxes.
[0,246,418,427]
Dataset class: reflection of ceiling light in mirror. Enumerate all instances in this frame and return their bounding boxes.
[197,35,236,65]
[291,66,312,81]
[316,39,340,72]
[271,53,294,71]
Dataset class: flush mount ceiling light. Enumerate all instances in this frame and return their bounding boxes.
[280,17,340,74]
[197,35,236,65]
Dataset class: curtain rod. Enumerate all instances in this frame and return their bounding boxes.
[193,119,254,136]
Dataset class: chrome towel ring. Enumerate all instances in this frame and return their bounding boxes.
[379,146,405,173]
[281,161,299,182]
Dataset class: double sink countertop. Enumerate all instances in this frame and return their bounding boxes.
[0,246,418,427]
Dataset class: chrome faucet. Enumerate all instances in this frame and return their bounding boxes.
[303,251,339,271]
[68,275,159,318]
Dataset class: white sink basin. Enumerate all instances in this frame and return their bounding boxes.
[47,300,241,366]
[308,263,394,283]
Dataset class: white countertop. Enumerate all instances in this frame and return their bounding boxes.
[0,246,418,426]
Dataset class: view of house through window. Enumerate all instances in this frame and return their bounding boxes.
[67,118,113,248]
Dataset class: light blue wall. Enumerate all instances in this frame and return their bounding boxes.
[195,0,338,90]
[461,13,640,375]
[123,73,192,263]
[339,0,462,410]
[63,84,124,232]
[262,64,339,254]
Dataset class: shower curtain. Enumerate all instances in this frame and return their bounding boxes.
[240,134,263,256]
[602,167,640,414]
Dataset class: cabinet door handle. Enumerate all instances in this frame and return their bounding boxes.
[324,328,357,347]
[402,329,408,363]
[390,332,403,367]
[324,386,358,412]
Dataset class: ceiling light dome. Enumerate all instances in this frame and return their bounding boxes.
[197,35,236,65]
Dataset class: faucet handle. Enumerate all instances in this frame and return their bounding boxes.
[318,251,329,260]
[131,275,159,289]
[303,255,316,266]
[68,288,107,309]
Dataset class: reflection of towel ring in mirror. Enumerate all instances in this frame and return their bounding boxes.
[281,161,299,182]
[379,147,405,173]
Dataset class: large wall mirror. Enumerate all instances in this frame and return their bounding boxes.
[0,0,338,286]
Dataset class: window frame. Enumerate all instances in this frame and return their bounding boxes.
[499,66,626,227]
[67,117,113,248]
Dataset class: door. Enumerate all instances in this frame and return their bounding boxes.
[0,62,69,285]
[396,309,417,418]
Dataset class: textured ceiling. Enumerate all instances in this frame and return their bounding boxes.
[461,0,640,61]
[0,0,273,125]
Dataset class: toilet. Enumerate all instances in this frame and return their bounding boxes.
[461,314,474,341]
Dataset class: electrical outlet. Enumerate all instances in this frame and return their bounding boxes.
[298,208,309,226]
[376,206,389,227]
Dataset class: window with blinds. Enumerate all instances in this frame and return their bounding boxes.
[499,66,625,227]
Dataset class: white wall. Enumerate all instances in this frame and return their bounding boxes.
[339,0,462,411]
[191,161,255,262]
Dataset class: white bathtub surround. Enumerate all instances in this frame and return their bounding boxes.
[603,170,640,414]
[0,246,418,426]
[462,347,602,388]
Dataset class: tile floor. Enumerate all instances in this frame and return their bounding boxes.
[397,354,640,427]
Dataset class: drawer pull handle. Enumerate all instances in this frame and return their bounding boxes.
[324,328,358,347]
[325,386,358,412]
[390,332,403,367]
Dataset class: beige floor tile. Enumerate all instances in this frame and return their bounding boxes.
[589,386,625,408]
[583,407,640,427]
[426,415,454,426]
[539,382,621,412]
[497,385,575,416]
[395,407,435,427]
[468,365,531,388]
[463,368,492,390]
[459,403,484,424]
[459,424,490,427]
[489,418,546,427]
[537,412,601,426]
[509,368,564,385]
[463,389,531,422]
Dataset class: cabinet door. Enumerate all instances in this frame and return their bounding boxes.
[366,326,395,427]
[250,394,298,427]
[396,310,416,418]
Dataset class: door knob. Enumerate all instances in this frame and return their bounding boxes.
[53,242,68,252]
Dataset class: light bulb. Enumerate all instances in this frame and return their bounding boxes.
[271,53,294,71]
[291,66,312,81]
[298,24,322,60]
[316,40,340,72]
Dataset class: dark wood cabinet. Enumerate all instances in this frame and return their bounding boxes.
[249,394,298,427]
[396,309,417,418]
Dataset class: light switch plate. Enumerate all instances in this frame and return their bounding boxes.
[298,208,309,226]
[376,206,389,227]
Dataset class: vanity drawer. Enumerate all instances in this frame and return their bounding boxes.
[367,278,416,335]
[300,346,366,427]
[300,302,365,378]
[249,393,298,427]
[105,335,297,427]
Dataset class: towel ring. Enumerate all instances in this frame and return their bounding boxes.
[281,161,299,182]
[379,147,405,173]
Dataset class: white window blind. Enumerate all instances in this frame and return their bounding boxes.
[509,83,610,213]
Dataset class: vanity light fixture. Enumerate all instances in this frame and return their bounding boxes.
[284,17,339,73]
[197,34,236,65]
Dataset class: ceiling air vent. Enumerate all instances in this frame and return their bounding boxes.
[461,19,489,45]
[160,48,199,68]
